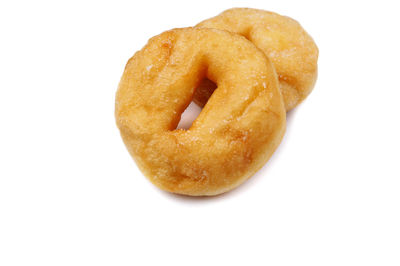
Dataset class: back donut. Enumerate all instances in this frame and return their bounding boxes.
[195,8,319,111]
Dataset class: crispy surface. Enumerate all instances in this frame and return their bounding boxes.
[115,28,286,196]
[195,8,319,111]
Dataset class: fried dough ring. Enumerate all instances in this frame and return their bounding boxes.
[115,28,286,196]
[194,8,319,111]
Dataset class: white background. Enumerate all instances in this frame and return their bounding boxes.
[1,0,400,265]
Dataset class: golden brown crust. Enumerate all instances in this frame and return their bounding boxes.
[115,28,286,196]
[195,8,319,111]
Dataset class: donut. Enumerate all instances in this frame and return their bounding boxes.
[115,28,286,196]
[194,8,319,111]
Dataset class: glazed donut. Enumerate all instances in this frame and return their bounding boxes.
[115,28,286,196]
[194,8,319,111]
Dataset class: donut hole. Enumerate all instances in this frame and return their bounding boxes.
[176,101,202,130]
[193,78,217,106]
[176,78,217,130]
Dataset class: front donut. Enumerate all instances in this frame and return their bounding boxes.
[115,28,286,196]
